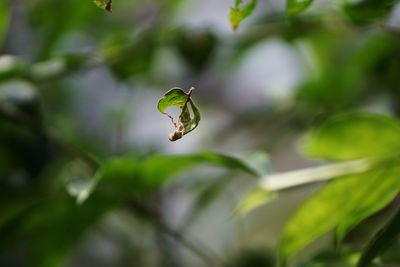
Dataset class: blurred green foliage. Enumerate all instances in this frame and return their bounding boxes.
[1,0,400,267]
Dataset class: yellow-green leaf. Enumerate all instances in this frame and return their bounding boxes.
[279,161,400,265]
[234,187,276,217]
[92,0,112,12]
[229,0,257,30]
[301,113,400,161]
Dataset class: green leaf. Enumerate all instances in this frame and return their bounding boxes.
[99,152,259,197]
[301,113,400,161]
[279,161,400,265]
[157,87,201,141]
[229,0,257,30]
[234,187,276,217]
[342,0,397,24]
[102,33,156,80]
[92,0,112,12]
[358,207,400,267]
[287,0,314,16]
[0,0,9,45]
[141,152,259,186]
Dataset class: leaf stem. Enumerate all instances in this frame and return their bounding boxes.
[260,159,372,190]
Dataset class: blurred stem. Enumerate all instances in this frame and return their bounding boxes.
[126,200,220,267]
[260,159,372,190]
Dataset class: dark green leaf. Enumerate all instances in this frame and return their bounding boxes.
[92,0,112,12]
[358,207,400,267]
[157,87,200,141]
[279,161,400,265]
[176,30,217,71]
[102,33,156,80]
[0,194,115,267]
[287,0,314,16]
[343,0,396,24]
[229,0,257,30]
[301,113,400,161]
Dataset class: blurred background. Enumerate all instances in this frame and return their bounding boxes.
[1,0,400,266]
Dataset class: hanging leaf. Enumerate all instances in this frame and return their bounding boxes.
[157,87,200,141]
[229,0,257,30]
[92,0,112,12]
[287,0,314,16]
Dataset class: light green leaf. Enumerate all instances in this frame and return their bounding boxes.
[229,0,257,30]
[287,0,314,16]
[92,0,112,12]
[301,113,400,161]
[234,187,276,217]
[0,1,9,45]
[157,87,200,141]
[335,172,400,242]
[358,206,400,267]
[279,161,400,265]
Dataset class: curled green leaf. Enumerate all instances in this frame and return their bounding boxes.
[229,0,257,30]
[157,87,200,141]
[93,0,112,12]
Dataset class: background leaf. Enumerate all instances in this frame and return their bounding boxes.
[0,194,115,267]
[99,152,259,198]
[358,206,400,267]
[279,161,400,264]
[234,187,276,217]
[342,0,397,24]
[287,0,314,16]
[229,0,257,30]
[301,113,400,161]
